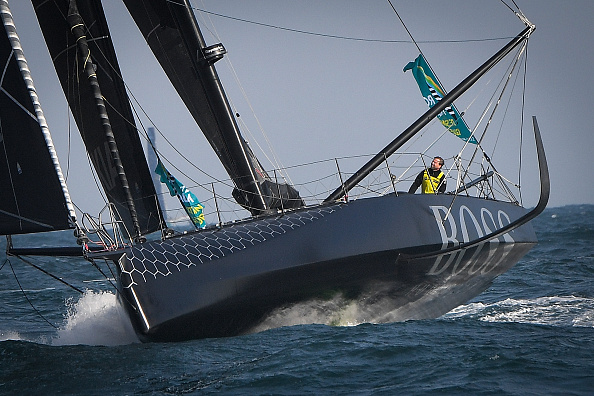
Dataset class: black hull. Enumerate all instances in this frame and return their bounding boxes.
[114,194,536,342]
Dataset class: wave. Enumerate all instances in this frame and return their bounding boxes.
[443,295,594,328]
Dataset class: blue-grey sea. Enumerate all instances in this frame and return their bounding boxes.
[1,205,593,395]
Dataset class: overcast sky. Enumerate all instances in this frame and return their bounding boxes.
[7,0,594,215]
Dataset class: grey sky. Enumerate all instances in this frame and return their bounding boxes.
[8,0,593,214]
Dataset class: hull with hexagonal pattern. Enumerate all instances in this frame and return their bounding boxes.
[107,193,537,342]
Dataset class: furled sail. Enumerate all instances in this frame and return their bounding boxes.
[0,1,76,235]
[31,0,163,236]
[121,0,303,215]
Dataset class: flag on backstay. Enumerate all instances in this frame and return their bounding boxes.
[403,54,477,144]
[155,160,205,228]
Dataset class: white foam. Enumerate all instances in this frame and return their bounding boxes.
[52,290,140,346]
[250,286,424,333]
[444,296,594,328]
[251,295,365,333]
[0,330,24,342]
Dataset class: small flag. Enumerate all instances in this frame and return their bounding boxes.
[404,54,477,144]
[155,160,205,228]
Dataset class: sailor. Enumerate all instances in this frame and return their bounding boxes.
[408,156,446,194]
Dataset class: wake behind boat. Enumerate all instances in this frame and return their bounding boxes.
[1,0,548,342]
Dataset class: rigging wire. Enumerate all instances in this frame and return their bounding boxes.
[4,257,58,330]
[385,0,532,207]
[517,44,529,206]
[490,46,526,159]
[156,1,527,203]
[386,0,468,194]
[6,254,83,294]
[193,0,293,184]
[53,1,234,223]
[386,0,422,54]
[186,2,513,45]
[76,23,236,203]
[69,0,534,217]
[464,42,528,198]
[187,0,524,194]
[2,254,125,331]
[85,39,244,210]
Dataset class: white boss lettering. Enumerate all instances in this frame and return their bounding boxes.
[428,205,515,276]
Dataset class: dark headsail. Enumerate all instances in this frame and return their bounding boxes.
[121,0,303,215]
[0,1,76,235]
[31,0,163,237]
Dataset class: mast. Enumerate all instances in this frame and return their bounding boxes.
[122,0,304,215]
[175,0,269,213]
[324,25,534,203]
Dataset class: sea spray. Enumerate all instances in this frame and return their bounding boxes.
[250,295,363,333]
[250,283,438,333]
[52,290,139,346]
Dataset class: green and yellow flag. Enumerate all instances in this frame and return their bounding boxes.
[155,160,205,229]
[404,54,477,144]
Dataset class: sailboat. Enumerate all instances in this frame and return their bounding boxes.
[1,0,548,342]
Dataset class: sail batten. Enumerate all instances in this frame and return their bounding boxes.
[0,0,76,235]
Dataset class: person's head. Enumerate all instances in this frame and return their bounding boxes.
[431,156,444,171]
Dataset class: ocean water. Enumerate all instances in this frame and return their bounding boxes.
[0,205,592,395]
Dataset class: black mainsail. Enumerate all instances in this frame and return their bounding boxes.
[121,0,303,215]
[31,0,163,237]
[0,1,76,235]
